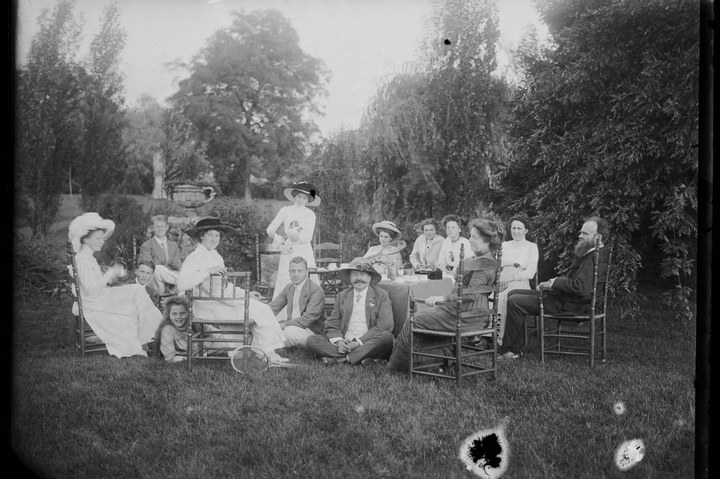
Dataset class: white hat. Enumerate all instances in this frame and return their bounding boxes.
[371,220,402,241]
[68,213,115,253]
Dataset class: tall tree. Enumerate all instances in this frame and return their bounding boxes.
[502,0,698,316]
[170,9,328,199]
[75,2,128,205]
[120,94,165,194]
[16,0,84,236]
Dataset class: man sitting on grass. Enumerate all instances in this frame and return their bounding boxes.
[269,256,326,348]
[498,216,610,360]
[306,262,394,366]
[138,215,182,295]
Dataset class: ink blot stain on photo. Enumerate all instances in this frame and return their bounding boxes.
[459,417,510,478]
[614,439,645,471]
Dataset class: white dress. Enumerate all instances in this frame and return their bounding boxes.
[176,244,286,354]
[436,236,475,272]
[266,205,319,300]
[497,239,539,341]
[73,246,162,358]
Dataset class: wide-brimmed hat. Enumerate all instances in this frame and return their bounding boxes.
[337,261,382,286]
[68,212,116,253]
[283,182,321,206]
[371,220,402,241]
[185,217,236,239]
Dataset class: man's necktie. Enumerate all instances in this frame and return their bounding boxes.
[160,242,167,263]
[356,293,362,303]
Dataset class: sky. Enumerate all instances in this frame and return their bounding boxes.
[16,0,547,136]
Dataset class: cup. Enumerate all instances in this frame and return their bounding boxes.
[396,268,404,276]
[328,263,337,271]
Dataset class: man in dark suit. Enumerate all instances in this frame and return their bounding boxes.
[306,262,394,365]
[499,216,610,359]
[268,256,325,348]
[138,215,182,294]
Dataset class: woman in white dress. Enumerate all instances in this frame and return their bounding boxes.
[266,182,321,301]
[436,214,475,273]
[68,213,162,358]
[177,217,289,364]
[362,221,407,275]
[497,213,539,345]
[409,218,445,271]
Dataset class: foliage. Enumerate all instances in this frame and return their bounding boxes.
[501,0,698,316]
[170,9,329,199]
[15,0,84,237]
[208,200,267,277]
[74,3,129,205]
[13,233,68,300]
[119,94,165,194]
[360,0,509,226]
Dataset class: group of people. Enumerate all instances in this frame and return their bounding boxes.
[68,179,609,369]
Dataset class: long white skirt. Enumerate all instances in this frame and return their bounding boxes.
[82,284,163,358]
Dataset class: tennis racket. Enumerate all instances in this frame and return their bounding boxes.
[230,345,269,375]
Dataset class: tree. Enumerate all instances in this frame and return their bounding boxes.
[502,0,698,317]
[170,9,328,199]
[16,0,84,236]
[120,94,165,194]
[75,2,128,205]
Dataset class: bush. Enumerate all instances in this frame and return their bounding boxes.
[13,233,68,300]
[209,200,266,279]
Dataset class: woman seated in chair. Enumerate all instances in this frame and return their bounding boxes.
[68,213,163,358]
[497,213,538,345]
[361,221,406,275]
[176,217,289,365]
[387,218,505,372]
[409,218,444,272]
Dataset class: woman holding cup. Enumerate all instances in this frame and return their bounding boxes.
[68,213,162,358]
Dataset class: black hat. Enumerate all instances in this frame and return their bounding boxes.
[185,217,236,239]
[283,182,321,206]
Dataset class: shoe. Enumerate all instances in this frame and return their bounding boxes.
[360,358,387,367]
[321,357,342,366]
[498,351,520,360]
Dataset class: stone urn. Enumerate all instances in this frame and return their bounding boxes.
[168,184,216,216]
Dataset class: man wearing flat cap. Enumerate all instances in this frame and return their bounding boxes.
[305,262,394,365]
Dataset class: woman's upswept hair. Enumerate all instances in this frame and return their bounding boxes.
[468,218,504,254]
[507,212,532,233]
[414,218,440,233]
[441,214,465,229]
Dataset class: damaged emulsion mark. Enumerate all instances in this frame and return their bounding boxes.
[459,417,510,478]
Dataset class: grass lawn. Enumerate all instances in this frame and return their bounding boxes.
[10,289,696,478]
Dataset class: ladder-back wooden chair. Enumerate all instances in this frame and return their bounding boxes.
[538,237,612,367]
[313,238,344,316]
[66,241,107,356]
[409,243,502,383]
[185,271,266,372]
[255,233,281,302]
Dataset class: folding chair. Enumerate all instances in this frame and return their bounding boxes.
[409,243,502,383]
[539,237,612,367]
[185,271,266,372]
[66,241,107,356]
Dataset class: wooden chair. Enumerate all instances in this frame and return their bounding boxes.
[66,241,107,356]
[185,271,260,370]
[313,237,344,316]
[538,237,612,367]
[255,233,281,302]
[409,243,502,383]
[523,270,540,348]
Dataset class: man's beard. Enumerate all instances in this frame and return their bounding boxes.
[574,238,595,257]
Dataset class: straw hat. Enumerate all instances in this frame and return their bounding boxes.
[283,182,321,207]
[185,217,236,239]
[68,213,115,253]
[337,261,382,286]
[371,220,402,241]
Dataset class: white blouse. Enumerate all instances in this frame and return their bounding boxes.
[436,236,475,272]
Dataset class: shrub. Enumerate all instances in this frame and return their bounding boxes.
[209,200,266,278]
[13,233,68,300]
[84,195,151,266]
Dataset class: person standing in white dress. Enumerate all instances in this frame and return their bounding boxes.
[497,213,539,345]
[68,213,163,358]
[436,214,475,273]
[266,182,321,317]
[177,217,289,364]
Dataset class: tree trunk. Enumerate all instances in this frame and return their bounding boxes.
[244,164,252,201]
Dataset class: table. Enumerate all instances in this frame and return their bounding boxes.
[377,277,455,337]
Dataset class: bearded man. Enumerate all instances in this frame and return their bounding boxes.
[498,216,610,360]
